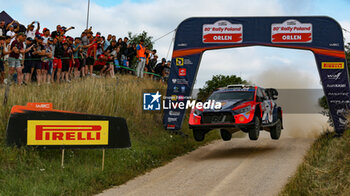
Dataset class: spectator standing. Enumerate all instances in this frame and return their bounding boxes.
[53,36,64,82]
[148,54,158,72]
[3,36,12,69]
[0,36,5,83]
[8,32,25,85]
[72,37,82,78]
[0,20,6,36]
[61,42,73,82]
[6,21,20,40]
[41,39,52,84]
[23,37,35,84]
[135,39,146,78]
[32,35,45,85]
[154,58,166,80]
[103,34,112,50]
[86,36,97,76]
[162,60,171,81]
[42,28,50,45]
[26,21,40,39]
[47,37,55,83]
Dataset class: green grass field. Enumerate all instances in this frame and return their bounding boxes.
[280,130,350,196]
[0,76,220,196]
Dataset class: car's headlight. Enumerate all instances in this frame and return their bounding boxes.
[235,106,251,114]
[193,109,203,116]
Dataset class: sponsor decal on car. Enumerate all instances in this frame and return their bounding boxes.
[203,20,243,43]
[271,19,312,43]
[322,62,344,69]
[27,120,109,145]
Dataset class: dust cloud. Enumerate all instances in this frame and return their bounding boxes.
[248,67,331,139]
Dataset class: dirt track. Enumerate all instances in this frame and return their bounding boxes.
[97,130,314,196]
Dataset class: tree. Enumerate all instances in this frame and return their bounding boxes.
[128,31,153,50]
[197,74,248,101]
[127,31,153,68]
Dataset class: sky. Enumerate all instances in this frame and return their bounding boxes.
[1,0,350,89]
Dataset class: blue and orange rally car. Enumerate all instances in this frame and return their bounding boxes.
[189,85,283,142]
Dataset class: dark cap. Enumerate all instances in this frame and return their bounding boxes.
[26,37,33,41]
[35,35,43,40]
[162,58,166,62]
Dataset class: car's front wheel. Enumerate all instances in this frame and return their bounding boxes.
[220,129,232,141]
[193,129,205,142]
[248,116,260,140]
[270,119,282,140]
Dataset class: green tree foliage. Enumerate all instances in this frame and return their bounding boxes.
[128,31,153,50]
[197,74,248,101]
[127,31,154,68]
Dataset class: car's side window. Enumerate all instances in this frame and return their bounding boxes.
[261,89,269,100]
[256,88,264,102]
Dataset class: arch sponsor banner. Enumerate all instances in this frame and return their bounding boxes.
[271,19,312,43]
[164,17,350,135]
[203,20,243,43]
[6,103,131,149]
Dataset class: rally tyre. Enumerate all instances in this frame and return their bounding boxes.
[220,129,232,141]
[193,129,205,142]
[248,116,260,140]
[270,119,282,140]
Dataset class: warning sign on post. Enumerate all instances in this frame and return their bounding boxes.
[203,20,243,43]
[271,19,312,43]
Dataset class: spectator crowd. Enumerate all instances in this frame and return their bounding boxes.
[0,19,172,85]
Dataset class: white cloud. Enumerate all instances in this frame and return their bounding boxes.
[339,20,350,43]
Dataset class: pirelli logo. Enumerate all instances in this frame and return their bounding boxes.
[322,62,344,69]
[27,120,109,145]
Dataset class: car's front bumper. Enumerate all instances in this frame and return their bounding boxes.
[189,121,255,130]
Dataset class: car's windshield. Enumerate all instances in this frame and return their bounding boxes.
[208,91,255,101]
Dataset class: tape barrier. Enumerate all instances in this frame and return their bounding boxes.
[6,103,131,149]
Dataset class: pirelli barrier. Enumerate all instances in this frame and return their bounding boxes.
[6,103,131,149]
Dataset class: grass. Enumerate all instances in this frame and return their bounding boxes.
[280,130,350,196]
[0,75,220,196]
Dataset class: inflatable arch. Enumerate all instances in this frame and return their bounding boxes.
[163,17,350,135]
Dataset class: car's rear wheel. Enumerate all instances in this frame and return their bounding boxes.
[270,119,281,140]
[193,129,205,142]
[220,129,232,141]
[248,116,260,140]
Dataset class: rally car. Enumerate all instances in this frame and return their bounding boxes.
[189,85,283,141]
